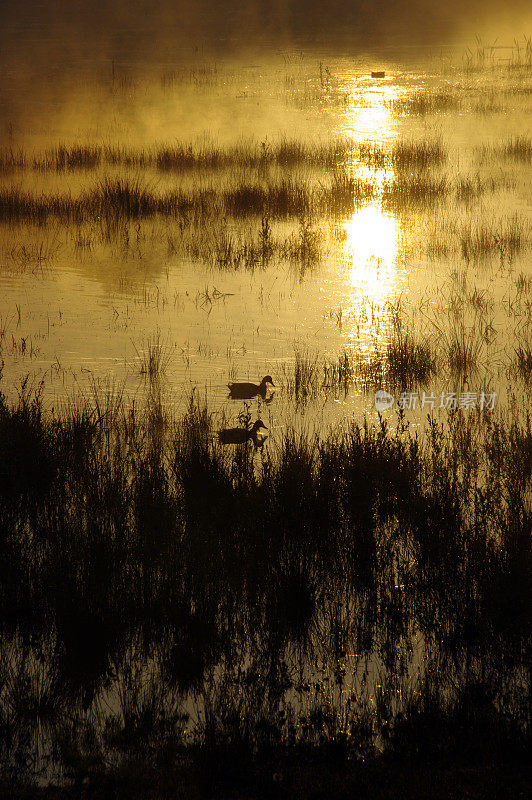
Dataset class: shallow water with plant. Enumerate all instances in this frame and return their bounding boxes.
[1,48,531,426]
[0,21,531,797]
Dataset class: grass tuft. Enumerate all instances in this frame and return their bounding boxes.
[514,344,532,382]
[386,318,436,386]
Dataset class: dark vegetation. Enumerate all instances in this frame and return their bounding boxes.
[0,139,448,175]
[0,170,513,224]
[0,379,530,797]
[479,135,532,165]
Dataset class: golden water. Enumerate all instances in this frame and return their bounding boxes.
[0,47,530,436]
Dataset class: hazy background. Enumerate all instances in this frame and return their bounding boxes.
[1,0,529,147]
[1,0,530,68]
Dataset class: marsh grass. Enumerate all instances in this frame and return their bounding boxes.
[322,337,435,393]
[454,174,501,203]
[319,348,372,394]
[0,149,25,173]
[211,230,263,270]
[382,173,448,208]
[356,141,388,169]
[356,350,387,388]
[93,176,156,218]
[41,144,101,171]
[392,139,447,170]
[478,136,532,165]
[351,139,447,171]
[9,236,60,270]
[473,93,505,114]
[290,324,435,397]
[515,272,532,295]
[283,347,321,400]
[0,382,530,791]
[0,168,510,225]
[0,179,312,223]
[182,218,275,270]
[281,217,324,269]
[502,135,532,163]
[447,321,485,377]
[460,37,532,72]
[182,215,325,271]
[514,343,532,383]
[460,216,528,262]
[386,321,436,386]
[1,138,354,175]
[224,179,310,218]
[324,172,375,214]
[323,349,357,393]
[134,332,175,383]
[0,177,354,223]
[0,137,448,188]
[388,91,460,116]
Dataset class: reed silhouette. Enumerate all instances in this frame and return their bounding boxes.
[0,384,529,796]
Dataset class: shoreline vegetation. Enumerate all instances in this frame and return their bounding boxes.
[0,381,530,796]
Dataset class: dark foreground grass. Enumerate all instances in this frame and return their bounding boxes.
[0,381,530,796]
[1,764,531,800]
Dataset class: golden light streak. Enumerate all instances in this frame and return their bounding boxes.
[343,205,400,302]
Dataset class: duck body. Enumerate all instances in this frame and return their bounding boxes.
[228,375,275,399]
[218,419,268,446]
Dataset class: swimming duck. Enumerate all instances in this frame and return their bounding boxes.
[227,375,275,399]
[218,419,268,445]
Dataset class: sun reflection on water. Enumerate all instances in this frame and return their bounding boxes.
[343,81,400,143]
[334,80,404,350]
[336,202,401,357]
[343,205,400,301]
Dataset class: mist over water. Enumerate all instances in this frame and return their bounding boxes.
[1,0,530,74]
[0,0,529,154]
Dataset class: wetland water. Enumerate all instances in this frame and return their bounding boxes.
[1,49,531,427]
[0,12,531,793]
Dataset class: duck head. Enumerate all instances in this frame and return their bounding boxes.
[260,375,275,388]
[252,419,268,434]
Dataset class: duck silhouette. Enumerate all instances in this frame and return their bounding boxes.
[228,375,275,399]
[218,419,268,446]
